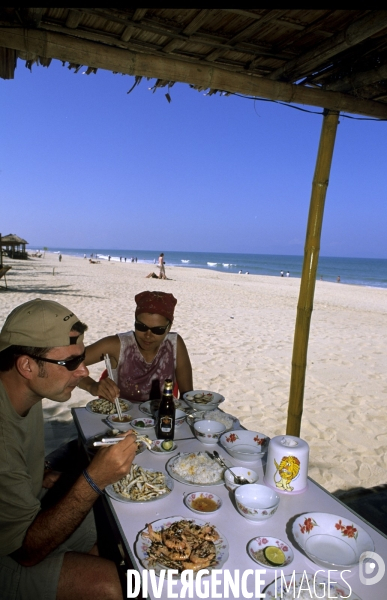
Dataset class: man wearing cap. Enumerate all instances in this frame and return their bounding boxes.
[0,299,137,600]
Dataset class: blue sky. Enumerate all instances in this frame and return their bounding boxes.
[1,59,386,258]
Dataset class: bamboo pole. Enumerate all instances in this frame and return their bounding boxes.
[286,109,340,437]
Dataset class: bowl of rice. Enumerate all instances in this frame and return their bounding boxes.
[203,409,237,432]
[166,452,225,486]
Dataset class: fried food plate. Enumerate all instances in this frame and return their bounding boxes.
[105,466,174,504]
[135,516,229,578]
[85,398,132,415]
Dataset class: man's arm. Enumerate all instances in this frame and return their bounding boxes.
[11,433,137,566]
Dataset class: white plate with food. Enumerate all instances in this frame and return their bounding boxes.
[105,465,173,503]
[129,418,155,432]
[247,536,294,568]
[85,398,132,415]
[166,452,227,486]
[264,572,361,599]
[135,515,229,577]
[183,390,225,410]
[148,439,178,454]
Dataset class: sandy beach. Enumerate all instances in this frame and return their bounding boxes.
[1,252,386,494]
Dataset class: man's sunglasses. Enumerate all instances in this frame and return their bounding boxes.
[134,320,169,335]
[26,351,86,371]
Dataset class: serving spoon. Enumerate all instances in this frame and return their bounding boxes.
[212,450,250,485]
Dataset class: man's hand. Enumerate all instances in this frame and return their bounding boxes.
[87,431,138,489]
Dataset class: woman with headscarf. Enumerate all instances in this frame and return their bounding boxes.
[79,291,192,402]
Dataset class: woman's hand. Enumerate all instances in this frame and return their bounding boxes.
[91,377,121,402]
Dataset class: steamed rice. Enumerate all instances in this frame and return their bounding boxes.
[171,452,223,483]
[204,409,234,430]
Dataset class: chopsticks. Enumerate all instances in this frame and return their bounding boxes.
[104,353,123,421]
[93,437,125,446]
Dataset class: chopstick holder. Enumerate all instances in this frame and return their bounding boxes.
[104,353,123,421]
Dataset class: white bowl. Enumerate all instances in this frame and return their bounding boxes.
[183,390,225,411]
[248,536,294,568]
[224,466,258,491]
[107,413,133,431]
[148,439,178,454]
[220,430,269,462]
[193,419,226,444]
[235,484,280,521]
[129,418,155,432]
[292,512,374,569]
[184,491,222,514]
[175,409,187,428]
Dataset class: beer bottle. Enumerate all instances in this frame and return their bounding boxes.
[156,379,175,440]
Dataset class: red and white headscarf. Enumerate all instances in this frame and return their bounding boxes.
[135,291,177,323]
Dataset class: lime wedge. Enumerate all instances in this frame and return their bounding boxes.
[263,546,285,566]
[161,440,174,451]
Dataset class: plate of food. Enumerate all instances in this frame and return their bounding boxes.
[85,398,132,415]
[264,572,361,599]
[129,418,155,432]
[148,439,178,454]
[247,536,294,568]
[135,516,229,577]
[183,390,225,411]
[166,452,226,486]
[105,464,173,503]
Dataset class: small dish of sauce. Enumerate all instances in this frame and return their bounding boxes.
[185,491,222,514]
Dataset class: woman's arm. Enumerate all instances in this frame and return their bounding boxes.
[175,334,193,396]
[77,335,121,401]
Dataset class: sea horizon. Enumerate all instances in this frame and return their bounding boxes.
[30,247,387,289]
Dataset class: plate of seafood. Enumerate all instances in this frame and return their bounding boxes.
[136,516,229,577]
[183,390,225,411]
[105,464,174,503]
[264,572,361,599]
[86,398,132,415]
[166,452,227,486]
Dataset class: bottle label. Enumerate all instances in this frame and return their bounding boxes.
[160,416,173,432]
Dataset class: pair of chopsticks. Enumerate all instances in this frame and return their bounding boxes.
[94,437,125,447]
[104,354,123,421]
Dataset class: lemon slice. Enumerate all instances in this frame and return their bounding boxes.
[161,440,174,451]
[263,546,285,566]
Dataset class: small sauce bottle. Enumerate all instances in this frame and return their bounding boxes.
[156,379,175,440]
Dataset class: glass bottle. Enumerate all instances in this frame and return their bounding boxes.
[156,379,175,440]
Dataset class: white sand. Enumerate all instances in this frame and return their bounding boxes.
[1,253,386,493]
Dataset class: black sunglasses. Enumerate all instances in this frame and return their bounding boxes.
[134,320,169,335]
[26,351,86,371]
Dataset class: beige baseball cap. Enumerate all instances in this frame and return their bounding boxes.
[0,299,83,352]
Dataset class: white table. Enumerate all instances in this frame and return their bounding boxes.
[72,405,387,599]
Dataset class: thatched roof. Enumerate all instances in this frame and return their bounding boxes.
[1,9,387,118]
[1,234,29,245]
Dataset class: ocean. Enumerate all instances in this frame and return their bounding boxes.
[34,247,387,289]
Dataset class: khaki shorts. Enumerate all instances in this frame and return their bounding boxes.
[0,511,96,600]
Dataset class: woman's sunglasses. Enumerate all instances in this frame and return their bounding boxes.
[134,320,169,335]
[25,351,86,371]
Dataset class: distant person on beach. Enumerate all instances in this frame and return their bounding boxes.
[79,291,193,403]
[337,275,341,282]
[286,271,290,277]
[108,255,111,261]
[158,252,166,279]
[58,254,62,262]
[280,271,284,277]
[0,299,137,599]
